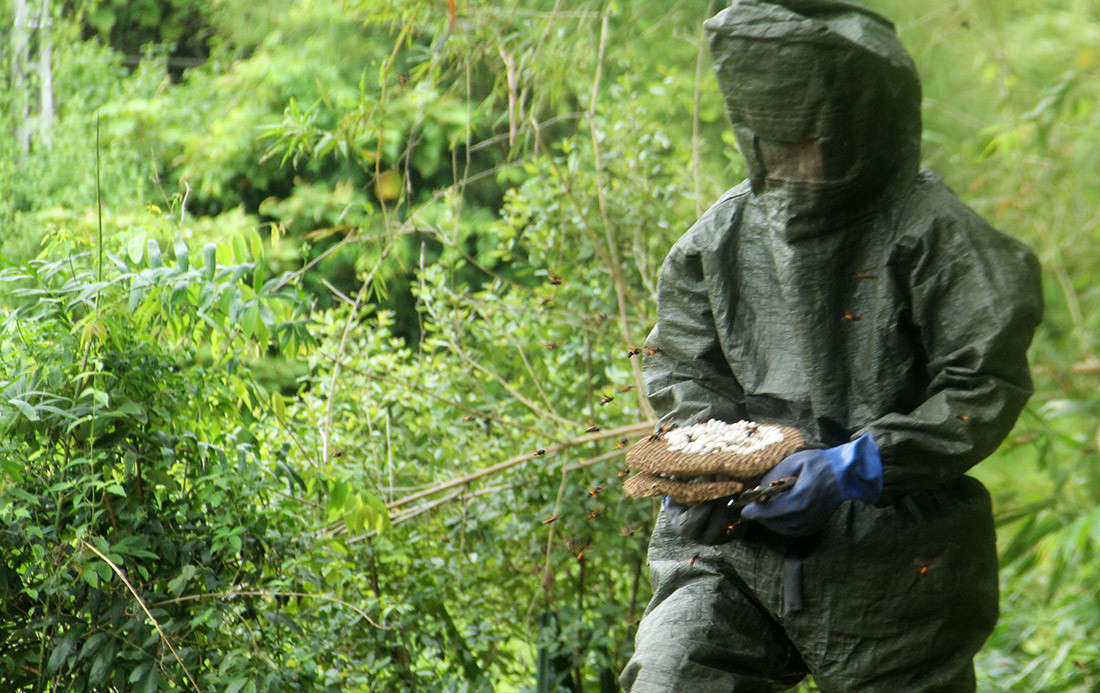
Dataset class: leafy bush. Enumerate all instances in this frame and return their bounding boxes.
[0,223,329,690]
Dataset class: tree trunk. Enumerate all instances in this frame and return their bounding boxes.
[12,0,31,156]
[36,0,52,150]
[10,0,53,157]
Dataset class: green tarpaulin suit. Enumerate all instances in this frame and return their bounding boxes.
[620,1,1042,691]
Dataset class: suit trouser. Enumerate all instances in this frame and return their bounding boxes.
[620,476,998,693]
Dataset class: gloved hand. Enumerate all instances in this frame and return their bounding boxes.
[663,495,743,545]
[740,434,883,537]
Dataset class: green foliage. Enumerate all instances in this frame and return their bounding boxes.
[70,0,210,61]
[3,0,1100,690]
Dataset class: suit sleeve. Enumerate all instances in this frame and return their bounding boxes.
[643,243,748,429]
[860,219,1043,503]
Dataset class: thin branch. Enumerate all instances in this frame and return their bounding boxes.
[531,124,633,314]
[585,13,656,420]
[505,330,560,418]
[448,337,582,429]
[345,482,513,536]
[81,540,201,693]
[561,447,625,474]
[154,590,391,630]
[692,1,716,220]
[386,421,652,510]
[320,278,355,306]
[321,243,393,464]
[331,356,554,439]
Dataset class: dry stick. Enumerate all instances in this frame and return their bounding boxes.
[154,590,390,630]
[560,448,625,474]
[386,456,625,528]
[321,243,393,465]
[585,13,656,421]
[387,421,653,510]
[320,278,355,306]
[330,447,612,543]
[80,540,202,693]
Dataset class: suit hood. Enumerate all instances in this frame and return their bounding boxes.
[705,0,922,232]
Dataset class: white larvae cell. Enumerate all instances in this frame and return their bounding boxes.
[664,420,785,455]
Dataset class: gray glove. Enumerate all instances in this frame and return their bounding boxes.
[663,495,743,545]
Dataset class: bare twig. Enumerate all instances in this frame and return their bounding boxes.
[501,330,560,418]
[343,482,515,540]
[561,448,626,474]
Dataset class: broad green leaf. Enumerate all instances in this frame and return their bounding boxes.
[78,632,108,660]
[129,660,153,684]
[46,628,80,675]
[127,233,147,264]
[88,641,116,683]
[243,302,262,340]
[137,664,159,693]
[249,229,264,259]
[253,253,266,295]
[231,233,248,263]
[114,401,147,424]
[174,239,190,271]
[271,391,287,424]
[204,243,217,281]
[146,239,162,269]
[8,398,39,422]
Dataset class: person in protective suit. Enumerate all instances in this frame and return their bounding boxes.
[619,1,1042,691]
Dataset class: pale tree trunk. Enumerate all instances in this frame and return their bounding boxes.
[10,0,53,158]
[36,0,52,150]
[12,0,31,156]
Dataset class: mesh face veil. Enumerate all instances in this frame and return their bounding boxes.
[756,138,826,184]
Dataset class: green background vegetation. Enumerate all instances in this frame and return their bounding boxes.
[1,0,1098,690]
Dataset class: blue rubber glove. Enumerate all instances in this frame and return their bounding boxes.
[740,434,883,537]
[663,495,743,545]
